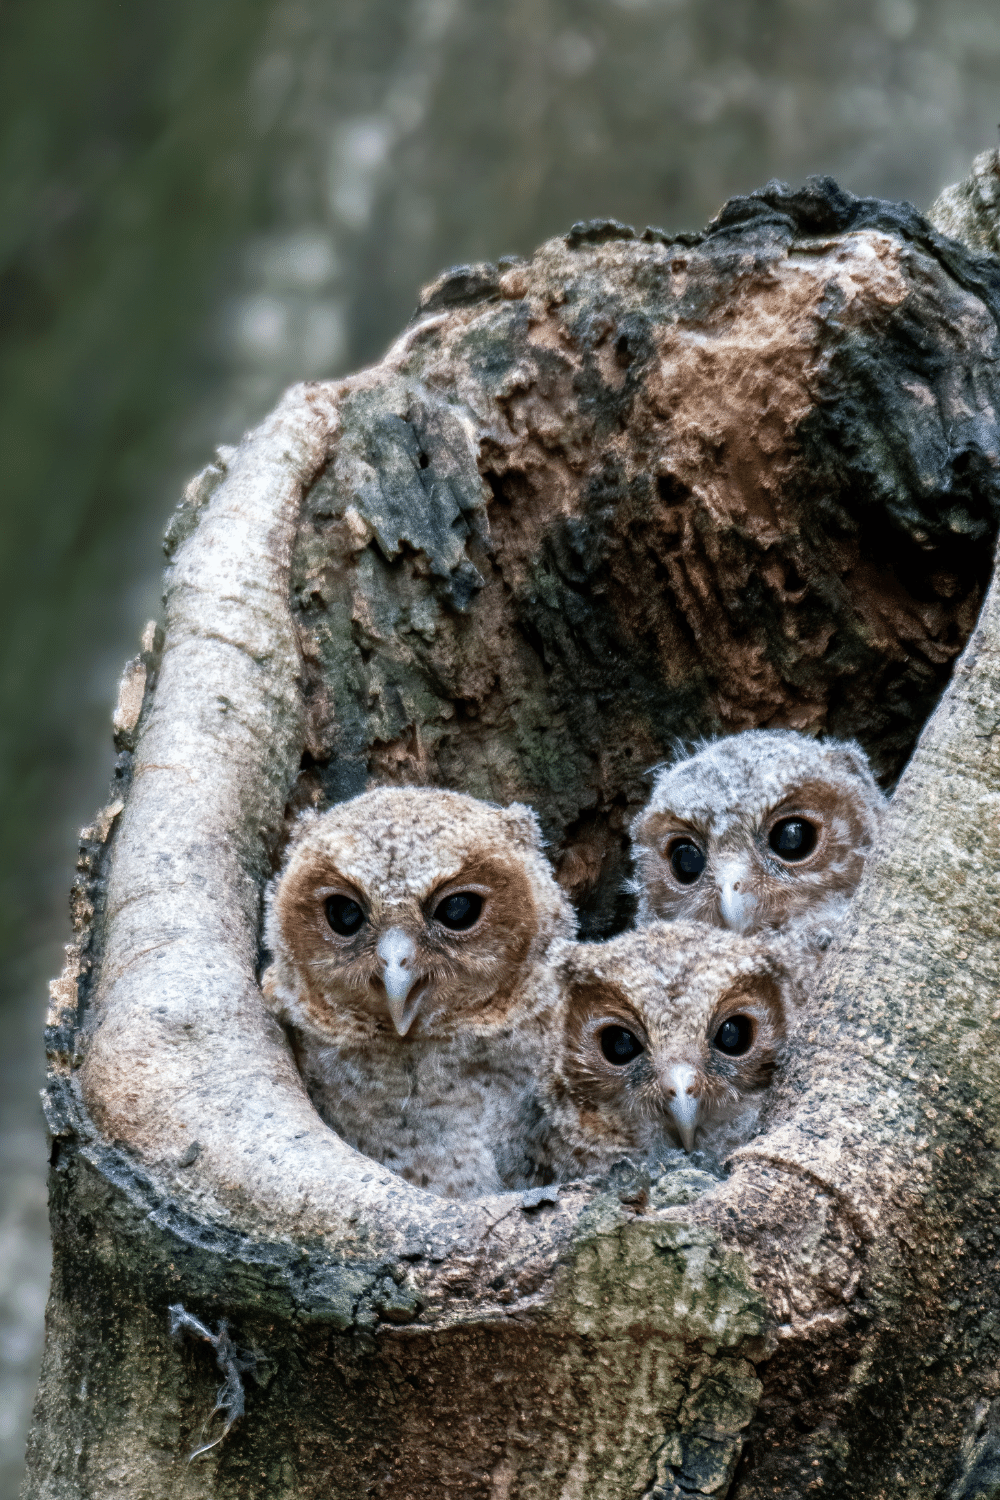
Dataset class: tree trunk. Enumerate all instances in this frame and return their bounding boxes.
[24,162,1000,1498]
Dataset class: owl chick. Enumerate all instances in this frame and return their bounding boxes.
[630,731,885,946]
[533,921,798,1180]
[262,786,574,1199]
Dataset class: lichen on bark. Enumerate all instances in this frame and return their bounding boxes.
[24,172,1000,1499]
[291,179,1000,937]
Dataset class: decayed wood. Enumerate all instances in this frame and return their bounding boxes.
[23,173,1000,1499]
[929,146,1000,259]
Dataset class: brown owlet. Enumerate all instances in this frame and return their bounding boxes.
[532,921,799,1179]
[262,786,574,1198]
[630,731,886,950]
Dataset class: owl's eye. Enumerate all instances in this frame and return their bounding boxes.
[599,1025,644,1065]
[433,891,484,931]
[669,839,706,885]
[713,1015,754,1056]
[768,817,818,861]
[325,894,365,936]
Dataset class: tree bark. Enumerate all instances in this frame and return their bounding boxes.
[24,164,1000,1498]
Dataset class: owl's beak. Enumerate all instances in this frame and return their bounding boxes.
[716,857,756,934]
[377,928,424,1036]
[664,1063,700,1152]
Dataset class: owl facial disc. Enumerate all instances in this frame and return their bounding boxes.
[664,1062,700,1151]
[631,731,887,938]
[376,927,426,1036]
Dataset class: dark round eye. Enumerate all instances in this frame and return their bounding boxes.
[713,1015,754,1056]
[433,891,484,931]
[325,894,365,936]
[768,817,817,861]
[599,1026,644,1065]
[669,839,706,885]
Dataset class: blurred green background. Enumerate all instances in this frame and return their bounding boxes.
[1,0,998,1488]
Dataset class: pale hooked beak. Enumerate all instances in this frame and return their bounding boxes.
[376,928,423,1036]
[716,856,756,934]
[665,1063,700,1152]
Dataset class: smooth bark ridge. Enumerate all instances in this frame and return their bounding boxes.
[24,176,1000,1498]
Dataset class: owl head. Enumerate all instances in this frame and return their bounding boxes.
[630,731,886,934]
[263,787,574,1042]
[553,922,795,1159]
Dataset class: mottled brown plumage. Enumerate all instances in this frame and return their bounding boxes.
[531,921,799,1179]
[631,731,886,953]
[262,786,574,1198]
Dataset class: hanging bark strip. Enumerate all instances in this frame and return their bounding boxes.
[25,169,1000,1499]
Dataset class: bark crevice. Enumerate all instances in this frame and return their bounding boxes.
[24,169,1000,1498]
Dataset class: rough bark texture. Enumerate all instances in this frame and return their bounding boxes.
[288,179,1000,935]
[23,172,1000,1498]
[930,148,1000,259]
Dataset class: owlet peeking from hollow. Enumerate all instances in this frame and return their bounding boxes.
[630,731,885,946]
[262,786,574,1199]
[533,921,799,1178]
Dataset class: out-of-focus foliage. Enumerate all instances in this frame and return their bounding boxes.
[1,0,999,1492]
[0,0,271,1003]
[0,4,271,1492]
[5,0,1000,1006]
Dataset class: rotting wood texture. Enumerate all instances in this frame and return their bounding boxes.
[24,163,1000,1499]
[290,178,1000,935]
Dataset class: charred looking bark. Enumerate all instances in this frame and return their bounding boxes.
[24,162,1000,1499]
[289,175,1000,936]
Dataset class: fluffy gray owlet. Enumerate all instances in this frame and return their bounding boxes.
[262,786,574,1198]
[533,920,798,1179]
[630,731,886,948]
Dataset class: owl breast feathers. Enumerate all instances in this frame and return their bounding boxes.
[630,730,886,941]
[530,920,801,1181]
[260,757,837,1200]
[261,786,574,1199]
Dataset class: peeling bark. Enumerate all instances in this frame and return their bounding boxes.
[23,172,1000,1498]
